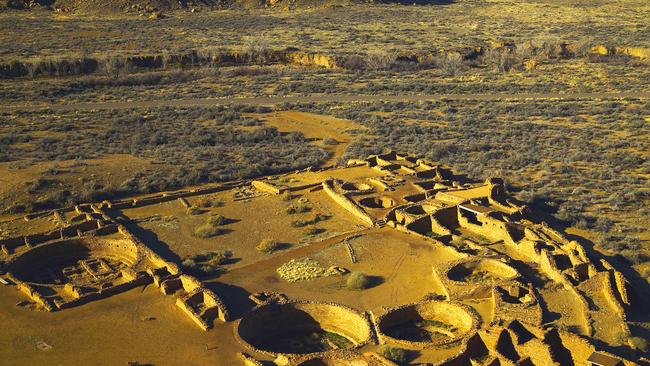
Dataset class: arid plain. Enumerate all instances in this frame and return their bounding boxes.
[1,0,649,365]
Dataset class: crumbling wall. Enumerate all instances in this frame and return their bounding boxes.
[322,180,374,226]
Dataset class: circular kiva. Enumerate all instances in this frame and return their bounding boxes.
[375,301,476,349]
[7,237,140,286]
[446,258,519,285]
[358,196,395,209]
[235,301,372,356]
[403,204,438,215]
[339,182,373,192]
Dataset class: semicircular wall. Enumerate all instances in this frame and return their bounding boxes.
[446,258,519,285]
[7,237,140,284]
[236,301,372,356]
[376,301,477,349]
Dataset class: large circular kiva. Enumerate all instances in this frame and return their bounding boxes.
[376,301,475,348]
[446,258,519,284]
[7,238,139,286]
[236,301,372,355]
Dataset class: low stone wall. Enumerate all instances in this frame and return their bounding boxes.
[322,180,374,226]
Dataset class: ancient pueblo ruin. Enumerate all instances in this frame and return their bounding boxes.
[0,152,639,366]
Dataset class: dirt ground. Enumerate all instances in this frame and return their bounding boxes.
[249,110,366,166]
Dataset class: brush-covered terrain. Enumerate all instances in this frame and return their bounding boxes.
[1,0,649,365]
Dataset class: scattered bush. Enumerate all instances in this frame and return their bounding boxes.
[207,213,226,226]
[187,207,203,215]
[436,52,463,76]
[347,271,371,290]
[257,238,280,254]
[286,203,311,214]
[292,213,328,227]
[365,50,397,70]
[343,55,366,70]
[182,258,197,269]
[193,223,223,238]
[196,196,224,208]
[377,345,407,363]
[243,37,270,65]
[484,48,518,73]
[281,191,293,201]
[303,226,325,236]
[182,250,233,276]
[629,336,648,352]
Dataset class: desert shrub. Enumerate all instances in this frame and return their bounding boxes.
[303,226,325,236]
[347,271,371,290]
[365,50,397,70]
[257,238,280,253]
[377,345,407,363]
[99,56,128,79]
[207,213,226,226]
[436,52,463,76]
[182,258,198,269]
[195,196,224,208]
[182,250,232,276]
[190,250,233,266]
[243,37,269,65]
[323,137,338,145]
[343,55,366,70]
[593,217,613,232]
[286,203,311,214]
[187,207,203,215]
[485,48,519,73]
[292,213,328,227]
[281,191,293,201]
[193,223,223,238]
[629,336,648,352]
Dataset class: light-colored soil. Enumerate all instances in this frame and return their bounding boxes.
[249,110,365,165]
[0,284,243,366]
[122,185,364,267]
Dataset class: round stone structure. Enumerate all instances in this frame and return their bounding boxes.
[339,182,373,192]
[446,258,519,285]
[7,237,140,286]
[358,196,395,209]
[375,301,477,349]
[235,301,372,356]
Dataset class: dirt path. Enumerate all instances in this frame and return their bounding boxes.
[249,110,364,165]
[5,92,650,112]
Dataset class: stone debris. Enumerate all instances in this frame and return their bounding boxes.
[36,341,52,351]
[277,258,345,283]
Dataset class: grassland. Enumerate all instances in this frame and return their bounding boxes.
[1,0,649,61]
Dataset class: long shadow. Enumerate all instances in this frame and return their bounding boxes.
[527,208,650,323]
[106,208,183,265]
[126,223,182,264]
[204,281,255,320]
[535,291,562,324]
